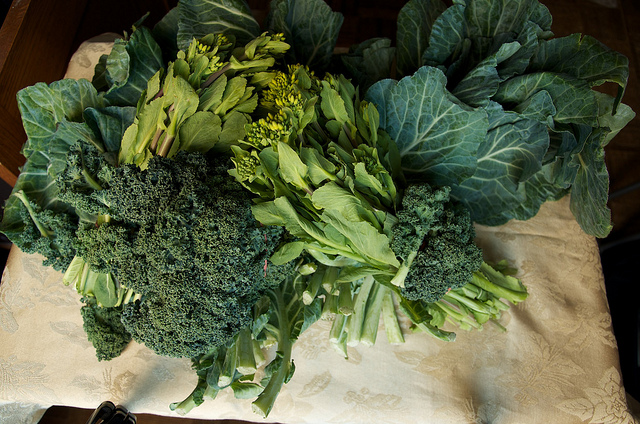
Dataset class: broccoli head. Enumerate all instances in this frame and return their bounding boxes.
[80,298,132,361]
[77,150,294,358]
[391,183,483,303]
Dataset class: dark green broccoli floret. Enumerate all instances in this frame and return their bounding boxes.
[80,297,132,361]
[78,150,294,358]
[391,183,483,303]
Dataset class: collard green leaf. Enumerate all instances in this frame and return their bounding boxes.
[422,0,552,86]
[451,41,520,107]
[494,159,570,223]
[153,6,180,58]
[528,33,630,109]
[450,102,549,225]
[105,43,130,88]
[266,0,344,71]
[18,80,102,159]
[595,92,636,146]
[464,0,551,39]
[569,128,612,238]
[422,4,467,67]
[396,0,447,77]
[341,38,396,94]
[366,66,488,186]
[494,72,599,126]
[103,27,164,106]
[0,77,102,266]
[177,0,260,49]
[83,106,137,154]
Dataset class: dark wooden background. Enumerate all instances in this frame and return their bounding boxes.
[0,0,636,422]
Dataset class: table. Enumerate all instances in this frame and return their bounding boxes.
[1,34,639,424]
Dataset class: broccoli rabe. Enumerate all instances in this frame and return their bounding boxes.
[80,297,132,361]
[77,150,294,358]
[391,183,484,303]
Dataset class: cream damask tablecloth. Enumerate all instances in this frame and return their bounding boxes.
[1,36,639,424]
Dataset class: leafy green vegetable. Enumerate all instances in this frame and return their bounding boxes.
[365,0,635,237]
[2,0,633,419]
[366,66,489,186]
[177,0,261,49]
[266,0,344,71]
[395,0,446,78]
[80,298,132,361]
[341,38,396,93]
[100,27,165,106]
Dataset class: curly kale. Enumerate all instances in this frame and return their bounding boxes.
[55,141,115,217]
[80,298,132,361]
[391,183,484,303]
[8,190,78,271]
[76,150,294,358]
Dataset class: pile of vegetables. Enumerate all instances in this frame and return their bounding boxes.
[0,0,633,418]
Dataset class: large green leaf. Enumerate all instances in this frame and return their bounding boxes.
[396,0,447,77]
[595,92,636,146]
[451,41,521,107]
[422,0,552,88]
[528,33,630,109]
[569,128,612,238]
[177,0,260,49]
[341,38,396,94]
[103,27,164,106]
[450,102,549,225]
[18,80,101,159]
[366,66,488,186]
[422,4,466,67]
[464,0,551,39]
[83,106,136,154]
[266,0,344,71]
[494,72,599,126]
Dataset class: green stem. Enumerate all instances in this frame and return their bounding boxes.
[252,286,293,418]
[14,190,53,238]
[235,328,257,375]
[382,290,404,344]
[361,282,386,346]
[346,276,375,346]
[337,282,354,316]
[149,128,164,154]
[201,63,231,89]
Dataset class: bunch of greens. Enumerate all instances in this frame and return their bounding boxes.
[0,0,633,419]
[341,0,636,238]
